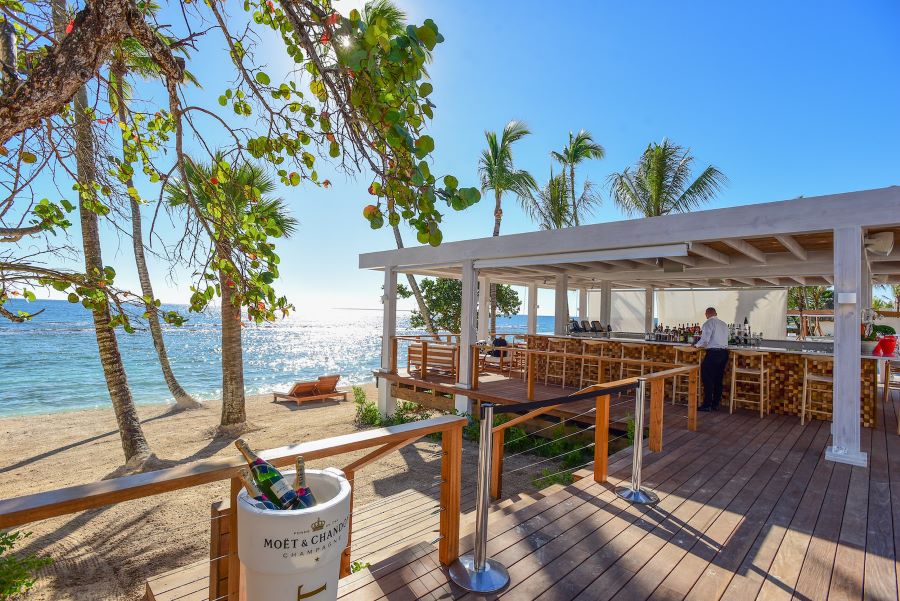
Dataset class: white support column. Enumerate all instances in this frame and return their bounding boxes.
[600,281,612,329]
[477,276,490,341]
[578,288,588,321]
[861,255,873,309]
[827,226,867,467]
[455,260,477,414]
[644,286,655,333]
[527,283,538,335]
[378,268,397,416]
[554,274,569,335]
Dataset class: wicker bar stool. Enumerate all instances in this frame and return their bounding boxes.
[801,356,834,426]
[672,346,703,405]
[729,350,770,417]
[620,342,648,380]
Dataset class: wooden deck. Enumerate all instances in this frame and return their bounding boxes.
[336,394,900,600]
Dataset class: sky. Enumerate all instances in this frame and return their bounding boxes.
[21,0,900,314]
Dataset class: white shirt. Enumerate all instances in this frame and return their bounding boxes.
[697,316,728,349]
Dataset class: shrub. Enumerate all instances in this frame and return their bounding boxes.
[0,531,52,600]
[352,386,382,427]
[874,324,896,336]
[532,467,574,489]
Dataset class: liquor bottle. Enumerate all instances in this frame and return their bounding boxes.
[235,439,300,509]
[293,456,318,508]
[238,468,278,510]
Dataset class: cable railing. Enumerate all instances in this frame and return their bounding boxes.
[0,415,466,601]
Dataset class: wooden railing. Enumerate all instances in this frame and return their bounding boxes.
[489,365,699,500]
[0,415,466,601]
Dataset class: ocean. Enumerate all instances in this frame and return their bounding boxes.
[0,300,555,417]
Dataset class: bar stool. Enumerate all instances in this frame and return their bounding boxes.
[620,342,648,380]
[801,356,833,426]
[729,350,770,417]
[580,340,610,388]
[672,346,703,405]
[544,337,568,387]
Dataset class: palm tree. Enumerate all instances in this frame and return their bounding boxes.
[361,0,437,335]
[551,130,605,225]
[109,36,201,410]
[51,0,155,467]
[167,154,297,432]
[608,139,727,217]
[521,169,572,230]
[478,120,536,332]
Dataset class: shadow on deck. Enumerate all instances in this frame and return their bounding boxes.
[336,392,900,601]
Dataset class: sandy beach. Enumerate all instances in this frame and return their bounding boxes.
[0,384,549,600]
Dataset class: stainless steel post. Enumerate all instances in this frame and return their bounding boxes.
[615,379,660,505]
[448,403,510,592]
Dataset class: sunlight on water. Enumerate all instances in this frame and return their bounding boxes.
[0,300,551,417]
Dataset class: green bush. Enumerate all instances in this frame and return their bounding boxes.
[874,324,896,336]
[352,386,382,427]
[0,531,52,600]
[532,467,574,489]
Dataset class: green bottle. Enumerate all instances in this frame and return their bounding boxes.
[235,439,299,509]
[293,456,318,508]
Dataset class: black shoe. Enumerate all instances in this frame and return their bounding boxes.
[698,405,713,412]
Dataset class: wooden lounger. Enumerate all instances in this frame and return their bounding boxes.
[273,374,348,405]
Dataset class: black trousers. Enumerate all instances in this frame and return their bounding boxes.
[700,348,729,408]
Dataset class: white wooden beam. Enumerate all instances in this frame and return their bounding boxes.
[600,281,612,327]
[477,276,490,340]
[578,288,588,321]
[554,275,569,335]
[730,277,758,286]
[789,276,807,286]
[827,227,866,467]
[775,235,808,261]
[527,283,538,335]
[689,242,731,264]
[378,268,397,416]
[666,255,697,267]
[456,259,477,414]
[722,239,767,263]
[644,286,654,333]
[473,243,689,270]
[759,277,783,286]
[631,258,660,267]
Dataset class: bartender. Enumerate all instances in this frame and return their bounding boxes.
[693,307,729,411]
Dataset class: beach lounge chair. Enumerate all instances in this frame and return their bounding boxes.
[273,374,348,405]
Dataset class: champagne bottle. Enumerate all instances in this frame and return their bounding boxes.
[238,468,278,510]
[235,439,300,509]
[293,456,317,508]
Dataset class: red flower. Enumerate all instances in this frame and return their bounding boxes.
[210,176,219,186]
[266,1,274,12]
[325,12,340,26]
[322,179,331,188]
[65,20,74,35]
[319,31,331,44]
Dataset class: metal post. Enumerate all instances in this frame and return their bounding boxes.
[615,379,659,505]
[449,403,510,592]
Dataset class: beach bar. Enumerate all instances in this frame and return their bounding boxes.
[362,186,900,468]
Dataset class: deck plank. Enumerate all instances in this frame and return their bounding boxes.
[863,392,897,601]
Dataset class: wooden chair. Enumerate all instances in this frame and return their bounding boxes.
[273,374,348,405]
[407,342,459,379]
[801,356,833,426]
[580,340,610,388]
[672,346,703,405]
[619,342,647,380]
[729,350,770,417]
[544,337,568,386]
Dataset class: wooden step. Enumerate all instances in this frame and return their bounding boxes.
[144,561,208,601]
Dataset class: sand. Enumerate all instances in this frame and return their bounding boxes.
[0,384,554,600]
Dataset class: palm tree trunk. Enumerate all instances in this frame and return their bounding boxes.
[52,0,153,466]
[489,190,503,334]
[391,224,436,336]
[219,269,246,429]
[570,165,578,226]
[113,65,199,410]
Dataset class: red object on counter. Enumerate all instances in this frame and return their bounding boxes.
[873,336,897,357]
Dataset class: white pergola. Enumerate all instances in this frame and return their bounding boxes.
[360,186,900,467]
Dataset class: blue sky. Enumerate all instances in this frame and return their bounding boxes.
[34,0,900,313]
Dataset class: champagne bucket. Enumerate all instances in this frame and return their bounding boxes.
[237,467,351,601]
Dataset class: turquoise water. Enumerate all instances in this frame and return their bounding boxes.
[0,300,553,417]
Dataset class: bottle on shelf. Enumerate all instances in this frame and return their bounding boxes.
[235,439,300,509]
[238,468,278,510]
[293,456,317,508]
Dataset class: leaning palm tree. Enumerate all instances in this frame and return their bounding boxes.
[360,0,437,335]
[478,120,536,332]
[167,155,297,432]
[608,139,727,218]
[109,35,201,410]
[551,130,605,225]
[521,169,572,230]
[51,0,155,468]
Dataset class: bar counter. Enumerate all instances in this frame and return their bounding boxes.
[523,334,880,427]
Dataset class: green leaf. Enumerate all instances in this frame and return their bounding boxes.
[67,293,79,303]
[21,152,37,164]
[255,71,271,85]
[329,142,340,158]
[419,82,433,97]
[23,290,36,302]
[414,135,434,158]
[443,175,458,189]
